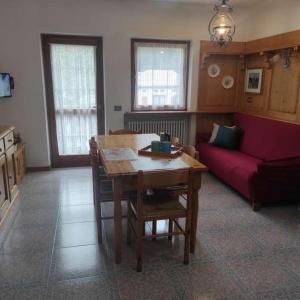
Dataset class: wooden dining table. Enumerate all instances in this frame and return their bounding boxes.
[95,133,207,264]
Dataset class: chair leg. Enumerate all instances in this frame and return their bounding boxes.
[136,220,143,272]
[184,232,190,265]
[143,222,146,237]
[96,200,103,244]
[184,217,190,265]
[127,201,131,245]
[152,220,157,240]
[168,219,173,241]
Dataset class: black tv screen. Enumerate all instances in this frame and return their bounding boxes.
[0,73,12,97]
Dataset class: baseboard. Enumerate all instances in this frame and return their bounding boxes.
[27,166,51,172]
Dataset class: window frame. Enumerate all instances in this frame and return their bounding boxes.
[131,38,190,112]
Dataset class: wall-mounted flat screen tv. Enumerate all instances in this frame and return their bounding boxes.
[0,73,12,97]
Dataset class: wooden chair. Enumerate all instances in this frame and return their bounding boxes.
[90,137,135,242]
[108,129,142,135]
[127,168,194,272]
[182,145,199,161]
[89,137,114,243]
[152,145,199,234]
[171,137,199,160]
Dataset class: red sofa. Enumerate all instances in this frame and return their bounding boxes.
[196,113,300,210]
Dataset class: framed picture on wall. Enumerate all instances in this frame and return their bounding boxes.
[245,68,263,94]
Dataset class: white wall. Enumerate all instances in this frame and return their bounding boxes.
[0,0,274,167]
[241,0,300,40]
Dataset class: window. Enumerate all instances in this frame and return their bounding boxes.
[132,39,190,111]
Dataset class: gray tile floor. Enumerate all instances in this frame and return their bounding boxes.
[0,168,299,299]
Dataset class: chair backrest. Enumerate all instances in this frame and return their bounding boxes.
[136,168,194,216]
[89,137,99,164]
[137,168,191,190]
[181,145,199,160]
[89,137,106,168]
[109,129,142,135]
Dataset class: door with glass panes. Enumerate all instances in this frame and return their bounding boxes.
[42,35,105,167]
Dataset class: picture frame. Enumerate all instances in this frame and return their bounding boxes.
[245,68,263,94]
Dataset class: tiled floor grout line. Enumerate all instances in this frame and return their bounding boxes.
[58,220,97,225]
[53,242,98,251]
[45,200,62,289]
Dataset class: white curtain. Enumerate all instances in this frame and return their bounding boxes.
[50,44,97,155]
[134,42,188,111]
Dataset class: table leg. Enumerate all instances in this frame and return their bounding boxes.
[190,172,202,254]
[190,188,199,253]
[113,177,122,264]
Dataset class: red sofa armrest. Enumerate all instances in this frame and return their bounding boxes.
[250,158,300,206]
[257,157,300,181]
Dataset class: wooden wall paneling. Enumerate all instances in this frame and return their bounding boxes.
[241,54,272,114]
[267,54,300,122]
[200,40,245,56]
[198,55,239,112]
[245,30,300,54]
[197,33,300,131]
[198,54,209,110]
[197,42,242,134]
[234,55,246,112]
[196,113,234,134]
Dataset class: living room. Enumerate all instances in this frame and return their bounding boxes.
[0,0,299,299]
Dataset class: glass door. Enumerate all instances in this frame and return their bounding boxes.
[42,35,105,167]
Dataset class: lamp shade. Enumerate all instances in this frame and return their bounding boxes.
[208,0,235,47]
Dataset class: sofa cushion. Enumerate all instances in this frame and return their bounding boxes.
[198,143,262,198]
[213,126,242,150]
[208,123,236,143]
[234,113,300,161]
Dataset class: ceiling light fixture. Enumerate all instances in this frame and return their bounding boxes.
[208,0,236,47]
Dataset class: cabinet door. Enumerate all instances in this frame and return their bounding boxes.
[0,155,9,218]
[14,145,26,184]
[6,146,18,201]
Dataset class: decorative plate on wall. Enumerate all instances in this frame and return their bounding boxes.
[207,64,220,78]
[222,75,235,89]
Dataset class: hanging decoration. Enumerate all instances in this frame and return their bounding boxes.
[208,64,221,78]
[222,75,235,89]
[208,0,236,47]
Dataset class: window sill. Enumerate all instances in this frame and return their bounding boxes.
[126,111,195,115]
[126,110,236,115]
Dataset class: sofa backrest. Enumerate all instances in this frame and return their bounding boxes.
[234,113,300,161]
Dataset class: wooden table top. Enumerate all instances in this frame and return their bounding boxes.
[95,134,207,177]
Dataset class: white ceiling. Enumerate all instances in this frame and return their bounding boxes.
[152,0,262,8]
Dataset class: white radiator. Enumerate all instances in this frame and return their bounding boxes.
[127,119,189,144]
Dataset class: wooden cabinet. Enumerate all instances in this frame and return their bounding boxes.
[0,139,4,156]
[0,125,23,225]
[6,145,18,201]
[0,155,10,220]
[14,144,26,184]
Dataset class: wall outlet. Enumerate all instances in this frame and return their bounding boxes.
[114,105,122,111]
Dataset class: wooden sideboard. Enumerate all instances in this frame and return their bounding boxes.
[0,125,25,225]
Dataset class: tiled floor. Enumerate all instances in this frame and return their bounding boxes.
[0,168,299,299]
